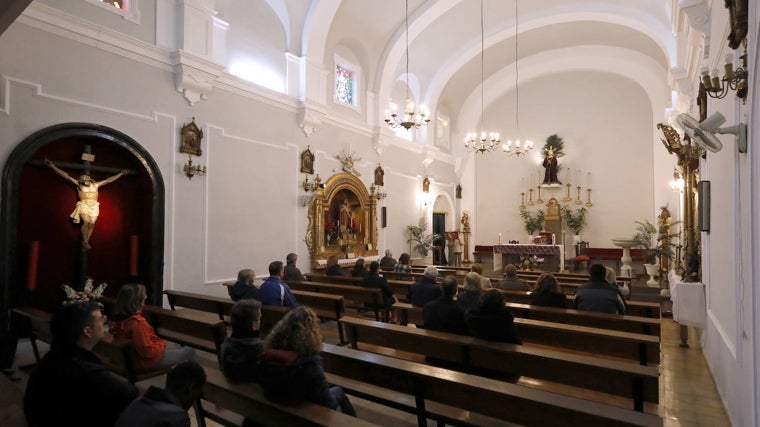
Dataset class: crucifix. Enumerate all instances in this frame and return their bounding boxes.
[43,145,130,250]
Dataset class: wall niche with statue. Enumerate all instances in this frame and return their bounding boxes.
[306,172,378,269]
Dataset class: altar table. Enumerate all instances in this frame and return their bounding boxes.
[492,244,564,273]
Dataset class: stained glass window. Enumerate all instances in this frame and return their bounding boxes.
[335,65,355,106]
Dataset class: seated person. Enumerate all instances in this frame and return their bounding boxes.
[379,249,397,269]
[410,266,441,307]
[230,268,259,301]
[465,289,522,344]
[325,255,347,276]
[350,258,367,278]
[393,253,412,273]
[529,273,567,308]
[258,307,356,416]
[259,261,299,308]
[470,263,484,275]
[361,261,396,311]
[109,283,196,372]
[606,266,630,298]
[220,300,264,381]
[495,264,531,291]
[283,253,307,282]
[480,276,493,289]
[456,272,482,313]
[423,277,467,335]
[115,361,206,427]
[24,301,138,427]
[574,264,626,314]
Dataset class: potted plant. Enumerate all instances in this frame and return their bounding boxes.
[633,219,679,286]
[561,206,587,241]
[520,209,545,238]
[407,217,439,258]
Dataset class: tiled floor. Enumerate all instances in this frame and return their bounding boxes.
[2,312,733,426]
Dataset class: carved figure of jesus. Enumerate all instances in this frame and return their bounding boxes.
[45,158,128,249]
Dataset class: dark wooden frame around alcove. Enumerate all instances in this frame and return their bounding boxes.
[0,123,165,336]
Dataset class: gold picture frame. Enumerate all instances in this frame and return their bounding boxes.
[301,146,315,174]
[180,118,203,156]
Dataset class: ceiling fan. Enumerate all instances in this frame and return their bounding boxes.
[676,112,747,153]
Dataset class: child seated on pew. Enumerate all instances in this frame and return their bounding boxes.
[258,306,356,416]
[220,300,264,381]
[109,283,196,372]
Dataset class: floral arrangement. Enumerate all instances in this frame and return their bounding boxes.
[520,209,545,235]
[61,278,107,306]
[561,206,587,235]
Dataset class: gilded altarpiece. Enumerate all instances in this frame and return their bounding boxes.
[306,173,378,269]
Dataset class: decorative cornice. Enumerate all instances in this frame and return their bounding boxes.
[171,50,224,105]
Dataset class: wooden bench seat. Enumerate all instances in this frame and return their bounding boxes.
[99,296,227,362]
[287,280,384,321]
[302,273,412,302]
[322,343,662,425]
[495,290,661,319]
[338,316,658,411]
[199,363,379,427]
[393,301,660,337]
[169,288,339,340]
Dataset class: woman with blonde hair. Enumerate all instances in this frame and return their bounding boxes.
[529,273,567,308]
[258,306,356,416]
[456,272,482,313]
[605,266,630,298]
[109,283,195,372]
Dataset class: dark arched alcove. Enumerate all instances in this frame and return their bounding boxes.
[1,123,165,335]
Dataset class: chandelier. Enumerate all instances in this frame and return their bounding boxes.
[464,0,500,154]
[503,0,533,157]
[385,0,430,130]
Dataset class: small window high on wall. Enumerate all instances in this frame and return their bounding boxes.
[84,0,139,23]
[334,55,359,109]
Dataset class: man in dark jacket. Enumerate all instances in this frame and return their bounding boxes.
[283,253,307,282]
[574,263,626,314]
[361,261,396,310]
[220,300,264,381]
[115,361,206,427]
[229,268,259,301]
[259,261,299,308]
[410,266,441,307]
[24,301,138,427]
[423,277,467,334]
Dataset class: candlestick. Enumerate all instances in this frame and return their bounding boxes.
[520,192,526,211]
[536,185,543,204]
[586,188,593,207]
[575,186,582,204]
[528,188,534,206]
[564,183,572,202]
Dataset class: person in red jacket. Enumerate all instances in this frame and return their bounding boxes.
[109,283,195,372]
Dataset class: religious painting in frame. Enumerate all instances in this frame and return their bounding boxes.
[301,146,315,174]
[180,118,203,156]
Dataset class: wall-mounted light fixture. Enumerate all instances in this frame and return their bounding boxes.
[183,155,206,179]
[371,184,387,200]
[302,174,323,192]
[701,41,748,102]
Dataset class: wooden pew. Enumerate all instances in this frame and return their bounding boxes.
[495,290,661,319]
[287,280,384,321]
[199,363,379,427]
[301,273,412,302]
[168,288,342,341]
[393,301,660,337]
[12,305,167,383]
[329,323,661,418]
[99,296,227,360]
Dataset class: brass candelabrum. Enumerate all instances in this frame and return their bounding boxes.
[528,189,534,206]
[575,186,582,204]
[564,183,573,202]
[536,185,543,204]
[585,188,593,207]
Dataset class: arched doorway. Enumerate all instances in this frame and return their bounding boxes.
[1,123,165,335]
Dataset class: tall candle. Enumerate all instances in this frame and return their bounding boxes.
[577,169,581,184]
[587,172,591,188]
[26,241,39,290]
[566,168,570,184]
[129,235,139,277]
